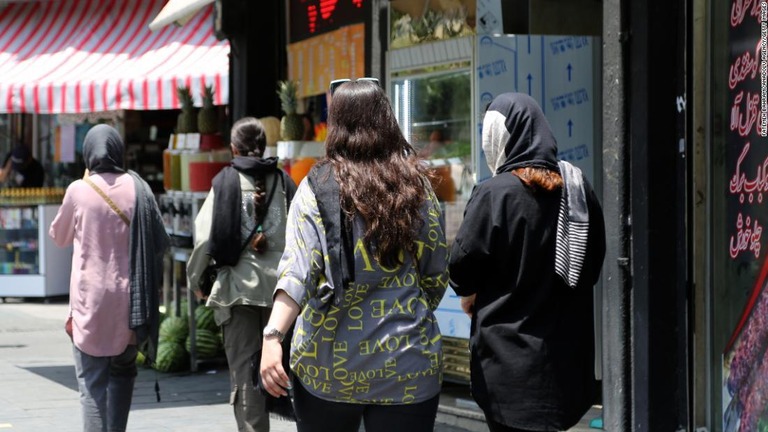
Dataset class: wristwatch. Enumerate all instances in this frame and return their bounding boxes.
[263,326,285,343]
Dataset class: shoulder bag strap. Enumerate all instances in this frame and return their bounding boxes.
[238,171,280,253]
[84,176,130,226]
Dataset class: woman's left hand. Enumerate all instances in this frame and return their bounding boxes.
[259,338,290,398]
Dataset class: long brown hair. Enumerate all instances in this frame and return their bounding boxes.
[324,80,429,267]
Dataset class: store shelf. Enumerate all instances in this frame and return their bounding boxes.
[0,204,72,299]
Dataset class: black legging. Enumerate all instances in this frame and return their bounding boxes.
[293,380,440,432]
[486,417,540,432]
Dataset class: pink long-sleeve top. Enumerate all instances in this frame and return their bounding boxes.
[49,173,136,357]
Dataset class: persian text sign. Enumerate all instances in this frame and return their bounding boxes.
[723,2,768,431]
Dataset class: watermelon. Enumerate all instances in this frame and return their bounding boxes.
[155,341,188,372]
[194,305,218,332]
[159,316,189,344]
[185,329,221,359]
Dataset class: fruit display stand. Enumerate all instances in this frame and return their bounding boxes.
[0,189,72,301]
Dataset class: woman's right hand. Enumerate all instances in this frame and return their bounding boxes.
[259,338,290,397]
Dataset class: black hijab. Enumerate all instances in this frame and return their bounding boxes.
[83,124,125,174]
[482,92,559,175]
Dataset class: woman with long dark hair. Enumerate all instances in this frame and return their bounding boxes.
[187,117,296,432]
[259,79,449,432]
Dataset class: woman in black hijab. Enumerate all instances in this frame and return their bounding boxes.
[448,93,606,432]
[49,124,168,432]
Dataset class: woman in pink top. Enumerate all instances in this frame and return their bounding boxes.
[49,124,168,432]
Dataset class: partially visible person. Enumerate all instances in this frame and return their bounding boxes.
[259,79,449,432]
[448,93,606,432]
[187,117,296,432]
[418,129,448,159]
[0,143,45,187]
[49,124,169,432]
[419,130,456,202]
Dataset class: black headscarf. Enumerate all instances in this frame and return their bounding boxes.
[482,92,559,175]
[83,124,125,174]
[208,156,279,266]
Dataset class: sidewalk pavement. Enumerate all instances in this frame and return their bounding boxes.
[0,298,601,431]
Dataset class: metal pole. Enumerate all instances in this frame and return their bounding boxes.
[602,0,632,429]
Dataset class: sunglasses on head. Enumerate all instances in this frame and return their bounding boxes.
[328,77,380,96]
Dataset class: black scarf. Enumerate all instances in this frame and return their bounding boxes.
[208,156,279,266]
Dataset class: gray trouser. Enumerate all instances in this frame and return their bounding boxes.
[223,305,271,432]
[73,344,138,432]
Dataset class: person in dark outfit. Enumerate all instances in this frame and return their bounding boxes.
[448,93,606,432]
[0,144,45,187]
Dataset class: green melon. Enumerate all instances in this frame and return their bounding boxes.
[159,316,189,344]
[185,329,221,359]
[194,306,218,332]
[155,341,188,372]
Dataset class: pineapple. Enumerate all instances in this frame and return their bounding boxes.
[197,85,218,134]
[176,86,197,133]
[277,80,304,141]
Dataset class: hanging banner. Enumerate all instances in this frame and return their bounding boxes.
[721,1,768,431]
[287,24,366,98]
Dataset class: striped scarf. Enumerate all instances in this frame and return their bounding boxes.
[555,161,590,288]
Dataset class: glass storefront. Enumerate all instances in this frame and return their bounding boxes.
[709,0,768,430]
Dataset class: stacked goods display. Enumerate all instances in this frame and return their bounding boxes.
[155,315,189,372]
[194,304,218,332]
[185,329,221,359]
[176,86,197,134]
[155,341,188,372]
[146,305,224,372]
[0,187,66,205]
[277,80,303,141]
[159,315,188,343]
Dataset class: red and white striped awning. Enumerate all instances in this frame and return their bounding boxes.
[0,0,229,114]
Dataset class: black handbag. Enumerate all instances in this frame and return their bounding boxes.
[252,325,296,422]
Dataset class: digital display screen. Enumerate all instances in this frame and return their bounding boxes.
[289,0,367,43]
